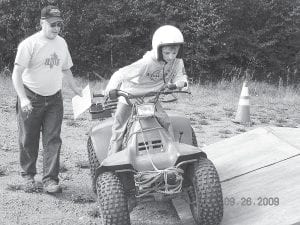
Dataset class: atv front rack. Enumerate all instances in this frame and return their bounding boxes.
[133,159,197,198]
[134,167,184,197]
[89,103,112,120]
[89,94,118,120]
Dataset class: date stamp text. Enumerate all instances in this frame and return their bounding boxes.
[224,197,280,206]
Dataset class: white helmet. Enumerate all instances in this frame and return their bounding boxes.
[152,25,185,61]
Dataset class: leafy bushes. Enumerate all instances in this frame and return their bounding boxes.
[1,0,299,84]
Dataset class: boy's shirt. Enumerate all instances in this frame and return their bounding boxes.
[15,31,73,96]
[105,50,188,97]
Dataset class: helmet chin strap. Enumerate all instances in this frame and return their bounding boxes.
[163,62,167,84]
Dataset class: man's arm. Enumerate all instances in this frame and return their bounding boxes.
[12,64,32,111]
[62,69,82,96]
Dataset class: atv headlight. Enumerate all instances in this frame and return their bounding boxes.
[136,103,155,117]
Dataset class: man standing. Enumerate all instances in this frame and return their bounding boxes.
[12,5,82,193]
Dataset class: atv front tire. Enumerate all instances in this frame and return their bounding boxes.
[188,157,223,225]
[191,128,198,147]
[87,137,101,194]
[96,172,130,225]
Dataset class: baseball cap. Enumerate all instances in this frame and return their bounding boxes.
[41,5,63,23]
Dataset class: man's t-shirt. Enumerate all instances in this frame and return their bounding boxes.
[15,31,73,96]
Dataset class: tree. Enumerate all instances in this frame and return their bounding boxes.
[184,0,300,83]
[1,0,299,84]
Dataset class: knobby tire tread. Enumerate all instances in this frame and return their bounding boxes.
[96,172,130,225]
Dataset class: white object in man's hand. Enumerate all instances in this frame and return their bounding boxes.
[72,84,92,119]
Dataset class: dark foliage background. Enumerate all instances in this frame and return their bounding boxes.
[1,0,300,84]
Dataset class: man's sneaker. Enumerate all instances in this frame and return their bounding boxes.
[43,180,62,194]
[22,175,36,193]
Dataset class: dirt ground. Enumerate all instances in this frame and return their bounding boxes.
[0,79,299,225]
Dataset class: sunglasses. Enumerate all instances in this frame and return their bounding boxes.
[50,22,63,28]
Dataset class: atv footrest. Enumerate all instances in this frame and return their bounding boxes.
[172,197,196,225]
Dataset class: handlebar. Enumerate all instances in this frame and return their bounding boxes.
[110,89,189,99]
[92,83,190,105]
[165,82,187,90]
[108,89,190,106]
[93,93,105,98]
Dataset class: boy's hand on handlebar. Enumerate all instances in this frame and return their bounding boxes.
[108,89,119,100]
[166,81,188,91]
[175,81,188,91]
[102,89,109,96]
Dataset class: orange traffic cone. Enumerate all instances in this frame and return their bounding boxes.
[233,81,251,125]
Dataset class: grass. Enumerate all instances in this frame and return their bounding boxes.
[2,66,298,105]
[6,183,43,193]
[2,72,299,107]
[75,160,90,169]
[71,194,96,204]
[0,74,15,97]
[66,120,82,127]
[0,70,299,224]
[1,71,299,145]
[189,80,299,119]
[0,166,8,176]
[59,162,69,173]
[173,78,299,143]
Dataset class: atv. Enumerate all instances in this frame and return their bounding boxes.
[87,84,223,225]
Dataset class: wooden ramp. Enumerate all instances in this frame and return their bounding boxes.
[204,127,300,225]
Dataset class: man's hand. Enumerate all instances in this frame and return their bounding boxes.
[73,87,83,97]
[20,98,33,112]
[62,69,83,97]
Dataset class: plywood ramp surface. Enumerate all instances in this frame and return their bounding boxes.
[203,127,300,225]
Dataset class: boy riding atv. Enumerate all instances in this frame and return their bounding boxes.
[87,25,223,225]
[104,25,189,156]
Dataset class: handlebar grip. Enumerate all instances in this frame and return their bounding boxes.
[177,81,188,88]
[93,93,105,98]
[167,82,187,90]
[108,89,119,100]
[167,84,177,90]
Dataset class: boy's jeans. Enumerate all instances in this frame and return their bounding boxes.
[108,102,174,155]
[17,86,63,183]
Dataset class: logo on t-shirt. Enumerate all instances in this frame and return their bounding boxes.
[45,53,60,68]
[146,70,162,81]
[146,69,174,82]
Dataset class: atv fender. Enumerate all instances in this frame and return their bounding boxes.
[98,141,206,173]
[96,149,135,176]
[169,111,194,145]
[89,117,114,164]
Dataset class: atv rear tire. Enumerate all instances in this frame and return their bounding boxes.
[96,172,130,225]
[87,137,100,194]
[188,157,223,225]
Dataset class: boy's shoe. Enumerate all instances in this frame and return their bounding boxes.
[43,179,62,194]
[22,175,36,193]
